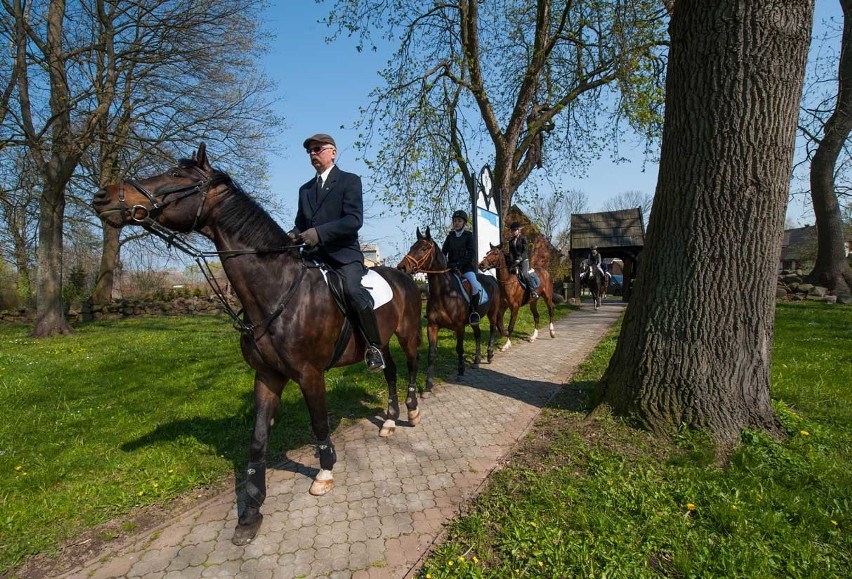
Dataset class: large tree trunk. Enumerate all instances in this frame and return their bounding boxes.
[806,0,852,303]
[593,0,813,443]
[91,225,120,305]
[33,178,72,336]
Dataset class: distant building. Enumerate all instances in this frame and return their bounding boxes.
[779,225,817,272]
[362,243,382,267]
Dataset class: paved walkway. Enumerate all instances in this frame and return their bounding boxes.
[61,301,624,579]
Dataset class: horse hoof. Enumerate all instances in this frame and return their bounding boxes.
[379,419,396,437]
[309,476,334,496]
[232,515,263,546]
[408,407,422,426]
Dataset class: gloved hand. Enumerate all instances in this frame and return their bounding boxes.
[300,228,320,247]
[287,231,298,242]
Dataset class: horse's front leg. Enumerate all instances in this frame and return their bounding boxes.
[501,307,520,352]
[528,300,540,343]
[486,314,496,363]
[424,324,439,398]
[380,346,400,437]
[455,329,466,376]
[296,367,336,496]
[233,371,286,546]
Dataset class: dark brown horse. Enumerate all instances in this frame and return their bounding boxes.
[579,261,603,310]
[396,227,501,395]
[478,244,555,352]
[92,143,423,546]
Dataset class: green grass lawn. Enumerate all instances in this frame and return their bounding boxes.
[419,301,852,578]
[0,303,573,574]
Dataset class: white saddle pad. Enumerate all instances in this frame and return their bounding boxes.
[363,269,393,309]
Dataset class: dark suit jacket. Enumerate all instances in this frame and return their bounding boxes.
[291,165,364,265]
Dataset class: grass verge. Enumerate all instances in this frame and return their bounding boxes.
[418,301,852,578]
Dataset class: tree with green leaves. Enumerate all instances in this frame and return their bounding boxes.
[594,0,814,443]
[323,0,668,230]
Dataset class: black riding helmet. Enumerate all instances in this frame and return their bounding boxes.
[452,210,468,223]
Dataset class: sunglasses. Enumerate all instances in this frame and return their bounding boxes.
[306,145,333,155]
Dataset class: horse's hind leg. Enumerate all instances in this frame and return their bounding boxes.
[398,333,421,427]
[547,293,556,338]
[233,372,286,546]
[380,347,399,437]
[455,329,466,376]
[471,325,482,366]
[424,324,439,398]
[501,308,520,352]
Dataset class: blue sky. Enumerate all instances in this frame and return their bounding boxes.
[258,2,841,261]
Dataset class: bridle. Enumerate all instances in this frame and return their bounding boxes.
[112,166,308,339]
[399,240,450,274]
[118,166,213,232]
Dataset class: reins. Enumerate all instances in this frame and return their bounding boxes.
[122,171,310,339]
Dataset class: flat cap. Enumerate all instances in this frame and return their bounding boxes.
[303,133,336,149]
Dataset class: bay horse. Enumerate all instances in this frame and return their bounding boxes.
[92,143,423,546]
[396,227,501,396]
[478,244,555,352]
[580,261,603,310]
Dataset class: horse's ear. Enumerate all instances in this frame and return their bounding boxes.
[490,242,499,250]
[195,143,211,171]
[416,227,423,240]
[425,226,431,240]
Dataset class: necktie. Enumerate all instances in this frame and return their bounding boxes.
[315,175,323,203]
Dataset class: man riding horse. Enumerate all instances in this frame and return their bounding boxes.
[441,210,483,325]
[288,133,384,371]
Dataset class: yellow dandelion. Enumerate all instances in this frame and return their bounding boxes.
[800,430,810,436]
[138,490,145,496]
[447,560,454,567]
[686,503,696,511]
[832,520,838,526]
[426,574,431,579]
[539,561,544,567]
[529,521,538,528]
[458,556,465,562]
[15,465,22,471]
[473,556,479,564]
[731,505,738,510]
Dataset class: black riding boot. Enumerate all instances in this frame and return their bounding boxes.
[468,292,481,326]
[355,306,386,372]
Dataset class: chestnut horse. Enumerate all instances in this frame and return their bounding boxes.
[92,143,423,546]
[396,227,501,396]
[478,244,555,352]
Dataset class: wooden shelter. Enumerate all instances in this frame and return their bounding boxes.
[570,208,645,301]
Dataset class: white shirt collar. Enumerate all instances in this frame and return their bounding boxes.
[317,165,333,185]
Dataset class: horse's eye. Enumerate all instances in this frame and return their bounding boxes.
[170,170,182,177]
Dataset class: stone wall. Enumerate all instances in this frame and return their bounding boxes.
[0,295,240,325]
[776,271,837,304]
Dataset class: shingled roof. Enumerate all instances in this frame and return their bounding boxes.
[570,208,645,251]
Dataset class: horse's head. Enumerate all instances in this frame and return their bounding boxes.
[93,143,225,234]
[396,226,445,274]
[478,242,503,272]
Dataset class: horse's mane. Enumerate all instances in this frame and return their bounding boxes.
[179,158,291,249]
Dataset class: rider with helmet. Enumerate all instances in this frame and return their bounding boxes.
[588,245,605,280]
[508,221,538,299]
[441,210,483,325]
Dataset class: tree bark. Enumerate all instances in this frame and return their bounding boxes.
[806,0,852,303]
[91,225,120,305]
[593,0,814,443]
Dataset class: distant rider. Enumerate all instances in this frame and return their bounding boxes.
[441,210,483,325]
[508,221,538,299]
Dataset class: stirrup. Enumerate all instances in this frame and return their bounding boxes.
[468,311,480,325]
[365,345,385,372]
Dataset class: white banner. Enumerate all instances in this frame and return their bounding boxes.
[474,165,501,268]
